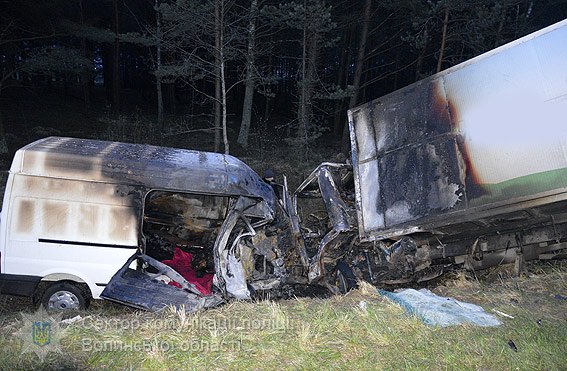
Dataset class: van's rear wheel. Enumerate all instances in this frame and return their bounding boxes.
[41,283,87,310]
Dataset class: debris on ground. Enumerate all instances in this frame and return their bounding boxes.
[492,309,514,319]
[508,339,518,352]
[61,315,90,325]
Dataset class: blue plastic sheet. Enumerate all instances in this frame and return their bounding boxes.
[377,288,502,327]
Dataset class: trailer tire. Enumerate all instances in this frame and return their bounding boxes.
[41,282,87,311]
[335,262,358,294]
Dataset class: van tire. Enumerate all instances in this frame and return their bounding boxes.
[335,262,358,294]
[41,282,87,311]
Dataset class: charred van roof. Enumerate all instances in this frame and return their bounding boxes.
[11,137,276,203]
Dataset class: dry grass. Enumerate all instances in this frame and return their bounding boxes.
[1,261,566,370]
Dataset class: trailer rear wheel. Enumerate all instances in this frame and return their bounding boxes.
[41,282,87,311]
[335,262,358,294]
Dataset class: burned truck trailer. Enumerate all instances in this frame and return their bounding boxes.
[295,18,567,285]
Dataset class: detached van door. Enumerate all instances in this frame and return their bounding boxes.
[101,253,223,312]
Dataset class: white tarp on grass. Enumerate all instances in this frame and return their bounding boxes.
[377,288,502,327]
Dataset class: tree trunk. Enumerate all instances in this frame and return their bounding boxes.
[220,0,229,155]
[112,0,120,114]
[0,111,7,155]
[79,0,90,111]
[156,78,163,129]
[221,55,229,155]
[415,23,428,81]
[156,0,164,128]
[214,0,221,153]
[332,27,350,137]
[263,54,272,121]
[393,44,401,90]
[166,84,175,115]
[436,6,450,73]
[237,0,258,148]
[298,14,308,139]
[494,5,507,48]
[102,45,113,105]
[341,0,372,152]
[303,33,319,133]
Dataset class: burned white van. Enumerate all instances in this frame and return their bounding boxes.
[0,137,289,311]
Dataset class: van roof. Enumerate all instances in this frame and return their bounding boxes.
[11,137,275,201]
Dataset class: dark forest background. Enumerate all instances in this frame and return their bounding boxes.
[1,0,566,176]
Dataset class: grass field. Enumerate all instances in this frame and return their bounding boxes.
[1,261,566,370]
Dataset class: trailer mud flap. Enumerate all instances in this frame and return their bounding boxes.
[101,253,224,312]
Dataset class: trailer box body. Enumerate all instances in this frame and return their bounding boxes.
[348,19,567,242]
